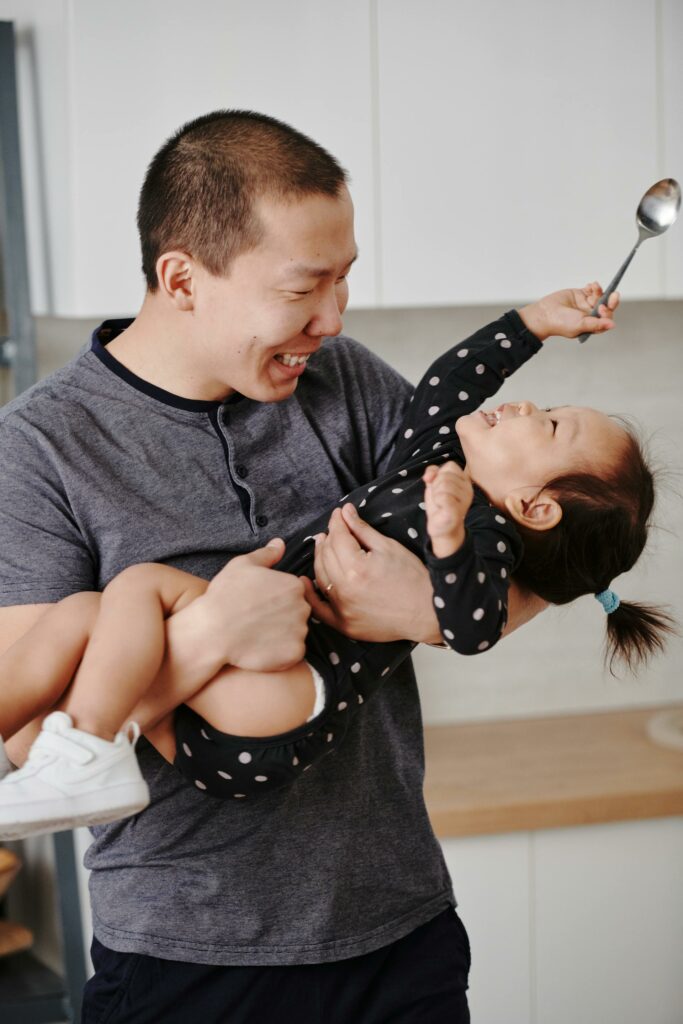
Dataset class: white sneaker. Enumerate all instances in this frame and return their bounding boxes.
[0,712,150,840]
[0,737,13,781]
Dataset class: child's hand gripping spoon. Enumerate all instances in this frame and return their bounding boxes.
[579,177,681,342]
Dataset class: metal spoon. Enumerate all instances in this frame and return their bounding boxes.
[579,177,681,342]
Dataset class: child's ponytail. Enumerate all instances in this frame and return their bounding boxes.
[513,426,677,675]
[603,597,677,675]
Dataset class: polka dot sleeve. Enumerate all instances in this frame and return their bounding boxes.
[390,309,542,465]
[424,492,522,654]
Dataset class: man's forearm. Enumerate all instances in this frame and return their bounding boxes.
[503,583,548,636]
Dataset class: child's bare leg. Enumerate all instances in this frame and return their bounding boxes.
[138,663,318,765]
[186,662,317,738]
[0,592,99,740]
[64,564,208,740]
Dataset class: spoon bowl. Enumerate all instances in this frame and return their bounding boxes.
[636,178,681,238]
[579,177,681,342]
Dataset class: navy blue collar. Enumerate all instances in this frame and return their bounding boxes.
[91,319,244,411]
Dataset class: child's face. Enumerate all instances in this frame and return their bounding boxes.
[456,401,627,507]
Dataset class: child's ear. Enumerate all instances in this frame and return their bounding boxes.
[504,489,562,531]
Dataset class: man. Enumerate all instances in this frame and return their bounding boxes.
[0,110,542,1022]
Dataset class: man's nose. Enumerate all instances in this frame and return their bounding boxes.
[306,293,343,338]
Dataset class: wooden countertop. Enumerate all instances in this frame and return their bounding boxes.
[423,704,683,838]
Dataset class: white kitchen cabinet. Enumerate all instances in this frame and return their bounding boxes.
[442,817,683,1024]
[8,0,377,316]
[441,833,532,1024]
[662,0,683,297]
[376,0,664,306]
[534,817,683,1024]
[4,0,678,316]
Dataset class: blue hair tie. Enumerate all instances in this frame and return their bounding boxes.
[595,588,620,614]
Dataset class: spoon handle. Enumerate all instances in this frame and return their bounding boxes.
[578,241,640,342]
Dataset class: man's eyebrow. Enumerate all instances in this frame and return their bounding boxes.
[283,252,359,279]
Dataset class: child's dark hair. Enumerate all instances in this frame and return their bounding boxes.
[514,425,676,674]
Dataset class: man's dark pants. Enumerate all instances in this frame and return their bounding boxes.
[82,907,471,1023]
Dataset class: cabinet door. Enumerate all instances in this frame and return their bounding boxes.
[662,0,683,298]
[62,0,377,315]
[534,817,683,1024]
[441,833,532,1024]
[377,0,661,306]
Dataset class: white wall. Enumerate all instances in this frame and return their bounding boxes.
[1,0,682,315]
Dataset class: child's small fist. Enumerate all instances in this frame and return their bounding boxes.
[423,461,473,559]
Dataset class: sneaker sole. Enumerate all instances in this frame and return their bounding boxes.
[0,785,150,840]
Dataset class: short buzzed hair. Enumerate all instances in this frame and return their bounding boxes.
[137,110,348,290]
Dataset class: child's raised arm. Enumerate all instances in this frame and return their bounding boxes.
[519,282,619,341]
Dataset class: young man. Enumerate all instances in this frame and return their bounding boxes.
[0,111,542,1022]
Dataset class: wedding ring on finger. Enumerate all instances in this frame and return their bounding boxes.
[325,582,334,594]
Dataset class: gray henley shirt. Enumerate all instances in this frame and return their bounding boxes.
[0,322,454,965]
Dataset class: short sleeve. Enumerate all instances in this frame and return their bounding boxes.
[0,419,97,605]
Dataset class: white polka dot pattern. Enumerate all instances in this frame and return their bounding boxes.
[445,573,457,584]
[238,752,252,764]
[434,596,445,608]
[428,406,439,415]
[472,608,485,620]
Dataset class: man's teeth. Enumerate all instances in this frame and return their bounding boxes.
[274,353,310,367]
[482,410,501,426]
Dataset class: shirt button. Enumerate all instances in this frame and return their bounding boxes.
[255,514,268,528]
[235,464,248,478]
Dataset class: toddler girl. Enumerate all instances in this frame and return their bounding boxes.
[0,284,673,837]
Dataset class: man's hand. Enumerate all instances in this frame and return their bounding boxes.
[198,539,311,672]
[519,282,619,342]
[423,461,473,559]
[303,505,441,644]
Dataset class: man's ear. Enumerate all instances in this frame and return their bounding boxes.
[155,251,195,311]
[504,489,562,531]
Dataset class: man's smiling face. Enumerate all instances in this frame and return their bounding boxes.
[191,185,357,402]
